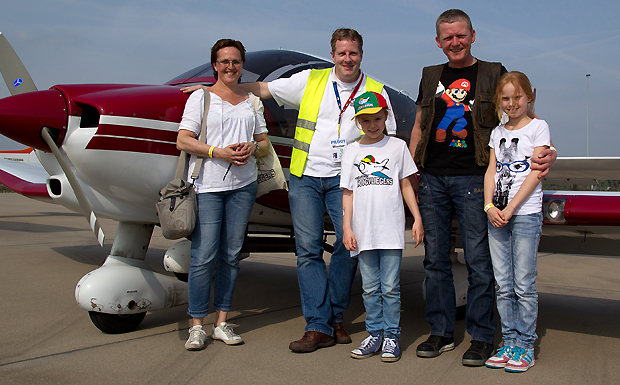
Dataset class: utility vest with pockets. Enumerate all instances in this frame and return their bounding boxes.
[290,68,384,177]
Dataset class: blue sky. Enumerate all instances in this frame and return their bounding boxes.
[1,0,618,156]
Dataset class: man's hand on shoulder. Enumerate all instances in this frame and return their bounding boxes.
[180,85,207,94]
[531,147,557,179]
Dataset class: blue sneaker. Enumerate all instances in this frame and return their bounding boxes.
[381,333,401,362]
[350,332,383,359]
[485,345,514,368]
[505,347,535,372]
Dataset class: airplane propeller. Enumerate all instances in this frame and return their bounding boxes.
[41,127,105,245]
[0,31,105,245]
[0,32,37,95]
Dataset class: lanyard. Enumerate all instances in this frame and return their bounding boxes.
[333,73,364,138]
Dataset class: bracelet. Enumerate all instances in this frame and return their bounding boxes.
[253,141,260,154]
[549,146,557,153]
[208,146,215,158]
[484,203,495,213]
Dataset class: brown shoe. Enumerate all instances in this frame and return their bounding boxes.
[289,331,335,353]
[333,322,352,344]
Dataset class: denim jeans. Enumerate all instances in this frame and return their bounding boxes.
[488,212,542,349]
[187,181,257,318]
[288,174,357,336]
[358,249,402,337]
[418,172,496,343]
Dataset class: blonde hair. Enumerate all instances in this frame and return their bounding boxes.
[494,71,535,120]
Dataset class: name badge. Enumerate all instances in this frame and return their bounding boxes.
[330,138,346,161]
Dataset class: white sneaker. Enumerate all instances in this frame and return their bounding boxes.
[212,322,243,345]
[185,325,207,351]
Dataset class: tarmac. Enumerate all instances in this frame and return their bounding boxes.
[1,192,619,385]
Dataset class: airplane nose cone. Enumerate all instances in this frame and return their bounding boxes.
[0,89,68,152]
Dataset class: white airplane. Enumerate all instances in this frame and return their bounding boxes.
[1,32,619,334]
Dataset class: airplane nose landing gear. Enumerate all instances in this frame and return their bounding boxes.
[75,222,188,333]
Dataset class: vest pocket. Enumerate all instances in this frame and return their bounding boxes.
[476,93,497,129]
[419,97,432,131]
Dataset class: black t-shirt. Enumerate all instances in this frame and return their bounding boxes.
[416,62,487,176]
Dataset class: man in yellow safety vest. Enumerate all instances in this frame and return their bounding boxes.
[242,28,398,353]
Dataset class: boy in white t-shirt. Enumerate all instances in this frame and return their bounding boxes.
[341,91,424,362]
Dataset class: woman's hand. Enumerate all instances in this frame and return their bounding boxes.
[215,144,250,166]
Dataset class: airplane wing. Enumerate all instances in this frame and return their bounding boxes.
[0,156,51,201]
[543,157,620,183]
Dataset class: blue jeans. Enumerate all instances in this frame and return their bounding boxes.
[288,175,357,336]
[187,181,257,318]
[418,173,496,343]
[488,212,542,349]
[358,249,402,337]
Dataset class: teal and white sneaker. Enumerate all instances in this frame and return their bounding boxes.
[381,333,401,363]
[485,345,514,368]
[504,347,535,372]
[351,332,383,359]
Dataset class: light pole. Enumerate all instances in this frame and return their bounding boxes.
[586,74,591,157]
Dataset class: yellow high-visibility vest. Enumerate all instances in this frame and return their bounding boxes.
[289,68,384,177]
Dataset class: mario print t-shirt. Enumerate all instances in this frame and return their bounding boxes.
[340,136,417,256]
[418,62,484,176]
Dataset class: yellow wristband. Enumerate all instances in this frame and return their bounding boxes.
[484,203,495,213]
[549,146,557,153]
[208,146,215,158]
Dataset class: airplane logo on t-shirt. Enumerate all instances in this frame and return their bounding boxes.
[354,155,390,179]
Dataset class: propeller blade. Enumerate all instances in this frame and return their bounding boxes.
[0,32,37,95]
[41,127,105,246]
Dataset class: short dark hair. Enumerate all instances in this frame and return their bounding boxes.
[211,39,246,80]
[436,9,473,38]
[330,28,363,52]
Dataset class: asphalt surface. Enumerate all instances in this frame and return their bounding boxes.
[1,193,619,384]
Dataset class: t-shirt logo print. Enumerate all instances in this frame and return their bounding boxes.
[354,155,390,179]
[353,155,394,187]
[435,78,473,143]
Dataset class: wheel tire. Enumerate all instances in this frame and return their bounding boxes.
[174,272,189,282]
[456,305,466,320]
[88,312,146,334]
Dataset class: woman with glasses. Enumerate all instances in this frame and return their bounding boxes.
[176,39,270,351]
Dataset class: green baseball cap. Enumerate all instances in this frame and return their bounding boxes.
[352,91,388,119]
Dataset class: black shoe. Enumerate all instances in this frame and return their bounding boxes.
[416,335,455,358]
[462,340,494,366]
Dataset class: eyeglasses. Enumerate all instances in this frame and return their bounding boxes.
[216,60,242,66]
[496,160,530,173]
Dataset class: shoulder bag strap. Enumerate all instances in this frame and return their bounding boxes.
[189,89,210,181]
[174,89,210,180]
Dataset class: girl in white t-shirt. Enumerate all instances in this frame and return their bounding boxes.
[341,91,424,362]
[483,71,550,373]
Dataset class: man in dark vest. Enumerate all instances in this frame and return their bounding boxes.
[409,9,556,367]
